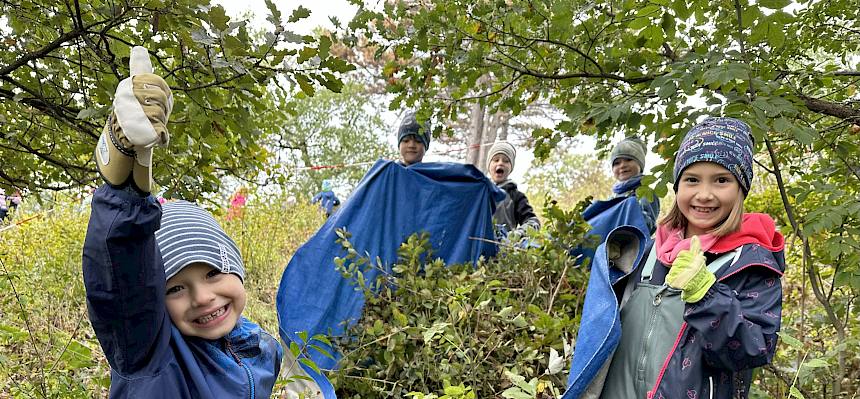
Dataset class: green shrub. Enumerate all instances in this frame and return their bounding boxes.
[332,199,594,398]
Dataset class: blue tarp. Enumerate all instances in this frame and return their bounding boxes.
[563,196,651,399]
[276,160,505,398]
[571,196,651,266]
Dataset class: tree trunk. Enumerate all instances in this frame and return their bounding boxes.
[466,101,486,169]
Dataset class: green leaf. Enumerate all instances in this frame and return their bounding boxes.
[318,35,332,60]
[777,332,803,349]
[297,46,317,64]
[788,386,805,399]
[758,0,790,9]
[264,0,282,25]
[791,125,816,145]
[288,6,311,23]
[803,358,829,369]
[299,357,321,374]
[208,5,230,31]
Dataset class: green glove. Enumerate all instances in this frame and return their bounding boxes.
[666,235,716,303]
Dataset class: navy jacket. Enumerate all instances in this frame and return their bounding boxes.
[82,186,282,398]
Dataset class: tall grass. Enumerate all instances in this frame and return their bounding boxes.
[0,194,324,398]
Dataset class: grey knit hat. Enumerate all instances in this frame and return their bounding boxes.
[397,110,431,150]
[610,137,647,172]
[155,200,245,281]
[486,141,517,170]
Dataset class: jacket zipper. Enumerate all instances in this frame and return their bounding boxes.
[226,340,255,399]
[648,322,687,398]
[638,286,669,391]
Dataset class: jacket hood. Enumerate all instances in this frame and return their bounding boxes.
[497,179,517,190]
[711,213,785,253]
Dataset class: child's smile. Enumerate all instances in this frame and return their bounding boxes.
[165,263,246,340]
[676,162,740,237]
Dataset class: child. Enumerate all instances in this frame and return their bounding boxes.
[486,141,540,237]
[0,189,7,222]
[82,46,282,397]
[311,179,340,217]
[609,136,660,234]
[573,117,786,399]
[9,189,21,210]
[396,111,431,166]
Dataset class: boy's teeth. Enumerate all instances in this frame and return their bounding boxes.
[196,306,226,324]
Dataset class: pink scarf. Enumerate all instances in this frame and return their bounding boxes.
[654,213,786,265]
[654,225,719,265]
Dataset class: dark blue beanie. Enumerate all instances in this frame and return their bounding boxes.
[673,117,754,195]
[397,111,431,150]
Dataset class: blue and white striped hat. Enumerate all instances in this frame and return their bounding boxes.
[155,201,245,281]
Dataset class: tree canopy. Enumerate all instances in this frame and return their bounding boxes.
[0,0,353,198]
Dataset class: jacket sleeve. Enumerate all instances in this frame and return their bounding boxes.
[683,265,782,371]
[82,185,172,374]
[513,191,540,230]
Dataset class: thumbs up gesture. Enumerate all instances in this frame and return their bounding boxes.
[95,46,173,193]
[111,46,173,150]
[666,235,716,303]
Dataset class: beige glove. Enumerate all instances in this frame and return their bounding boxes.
[95,46,173,193]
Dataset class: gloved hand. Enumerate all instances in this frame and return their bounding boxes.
[95,46,173,193]
[666,235,716,303]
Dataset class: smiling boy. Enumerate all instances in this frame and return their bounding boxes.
[82,46,282,398]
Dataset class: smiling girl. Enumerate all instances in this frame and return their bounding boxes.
[571,117,787,399]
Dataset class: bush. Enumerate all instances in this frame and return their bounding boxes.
[332,199,594,398]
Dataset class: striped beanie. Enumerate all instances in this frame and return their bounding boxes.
[155,200,245,281]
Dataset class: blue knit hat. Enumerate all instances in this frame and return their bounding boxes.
[397,111,431,149]
[673,117,755,195]
[155,201,245,281]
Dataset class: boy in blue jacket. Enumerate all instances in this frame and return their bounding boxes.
[82,46,282,398]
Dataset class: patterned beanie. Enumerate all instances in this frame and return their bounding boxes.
[397,110,431,150]
[155,200,245,281]
[673,117,755,195]
[486,141,517,170]
[610,136,647,172]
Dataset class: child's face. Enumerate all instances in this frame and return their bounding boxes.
[399,135,426,166]
[676,162,741,238]
[612,157,641,181]
[488,154,512,184]
[165,263,246,340]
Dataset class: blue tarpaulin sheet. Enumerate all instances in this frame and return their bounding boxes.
[562,196,651,399]
[276,160,505,398]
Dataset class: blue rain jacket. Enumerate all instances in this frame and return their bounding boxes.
[82,186,282,398]
[276,160,505,398]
